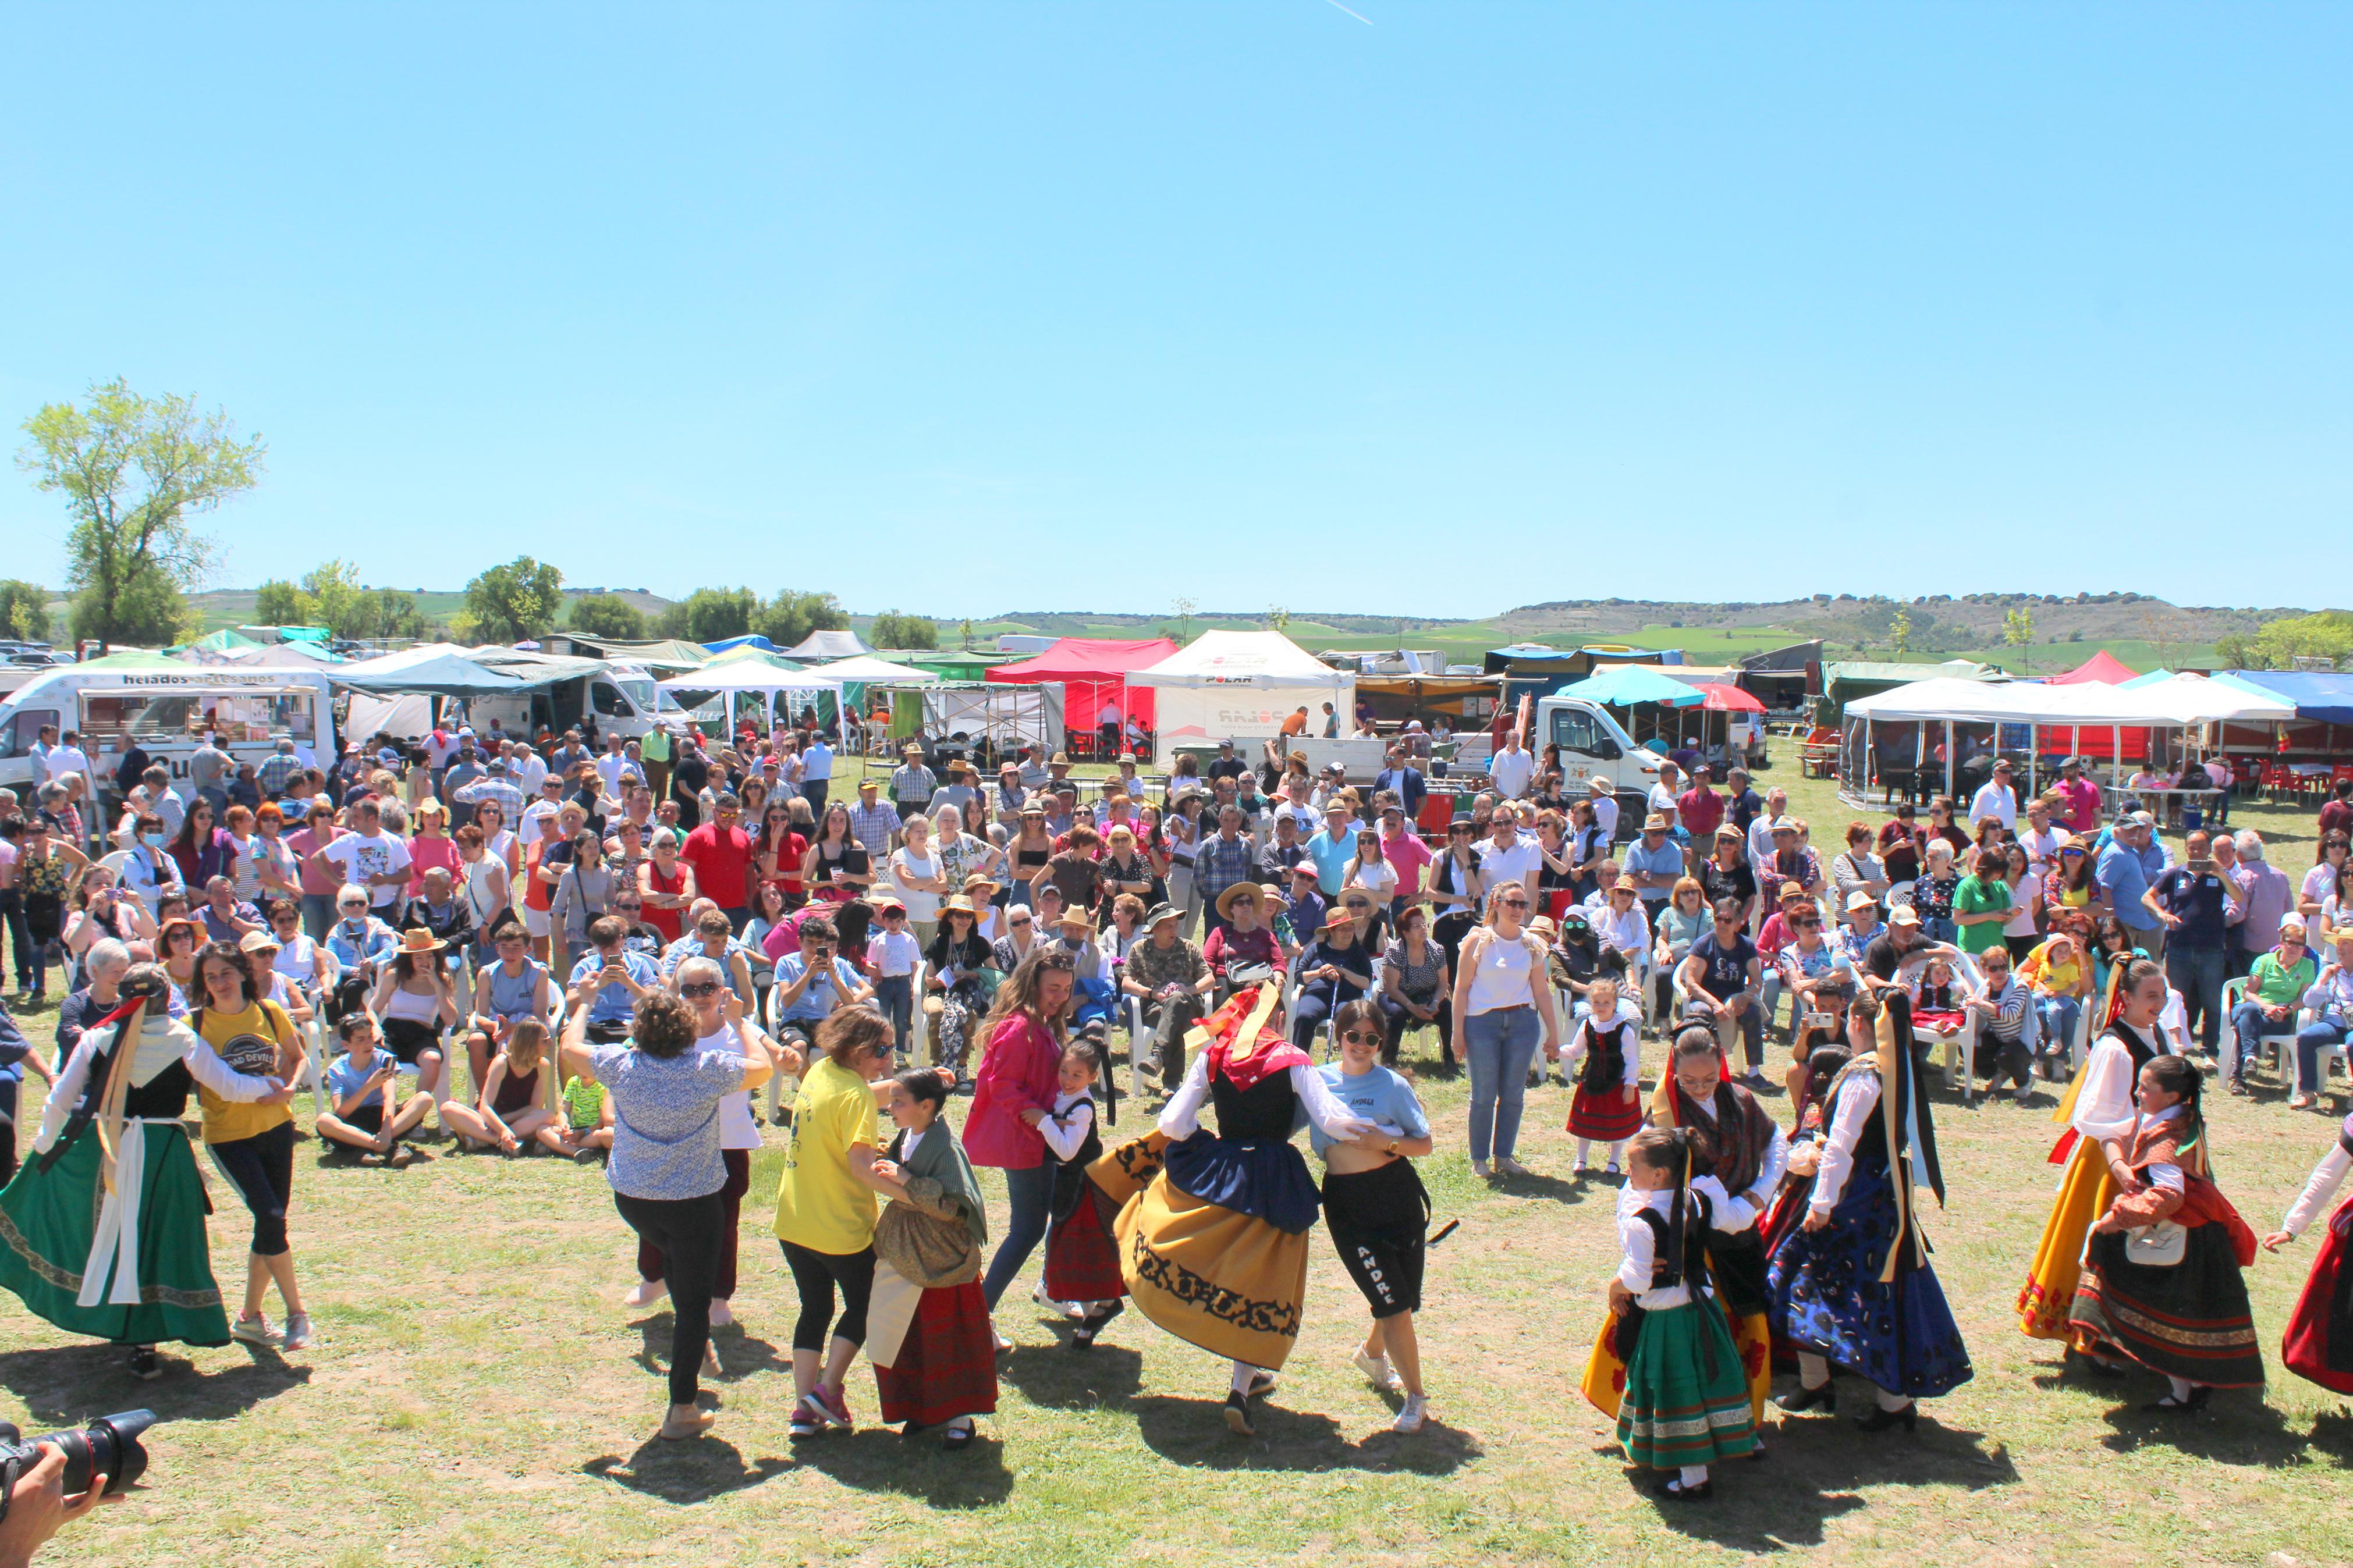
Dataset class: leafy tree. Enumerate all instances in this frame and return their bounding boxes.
[1266,605,1291,632]
[1889,606,1911,659]
[569,593,646,641]
[2249,611,2353,669]
[868,610,938,650]
[959,618,975,649]
[253,579,314,627]
[0,581,56,643]
[16,379,264,644]
[2003,607,2035,673]
[2214,632,2256,670]
[462,556,565,643]
[754,589,848,650]
[658,587,757,645]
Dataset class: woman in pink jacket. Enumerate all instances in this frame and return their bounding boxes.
[966,948,1075,1324]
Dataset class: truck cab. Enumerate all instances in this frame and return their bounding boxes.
[1532,696,1667,837]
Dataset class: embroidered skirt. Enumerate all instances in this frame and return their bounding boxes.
[869,1278,999,1427]
[1580,1279,1771,1428]
[1097,1129,1312,1370]
[2283,1197,2353,1395]
[1766,1153,1974,1399]
[1567,1084,1644,1144]
[1613,1300,1759,1470]
[0,1124,229,1349]
[2069,1222,2264,1389]
[2017,1140,2115,1341]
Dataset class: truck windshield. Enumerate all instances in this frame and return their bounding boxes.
[612,678,656,716]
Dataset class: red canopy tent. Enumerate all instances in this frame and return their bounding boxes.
[986,638,1178,738]
[2046,650,2138,685]
[1691,682,1764,712]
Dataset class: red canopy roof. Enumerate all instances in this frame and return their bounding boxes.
[986,637,1179,725]
[1691,681,1764,712]
[2047,650,2138,686]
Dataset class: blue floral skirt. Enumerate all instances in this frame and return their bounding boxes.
[1766,1154,1974,1399]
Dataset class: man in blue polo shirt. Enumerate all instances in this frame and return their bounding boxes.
[1304,799,1360,898]
[2097,813,2166,960]
[1622,812,1687,925]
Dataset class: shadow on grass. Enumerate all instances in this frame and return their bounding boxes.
[583,1437,791,1503]
[1641,1403,2018,1549]
[781,1427,1016,1507]
[1128,1392,1482,1474]
[626,1316,793,1386]
[2095,1385,2319,1467]
[0,1345,311,1425]
[998,1341,1145,1409]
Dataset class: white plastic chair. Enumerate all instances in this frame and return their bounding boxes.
[2221,977,2299,1083]
[1124,995,1152,1108]
[2289,1009,2345,1101]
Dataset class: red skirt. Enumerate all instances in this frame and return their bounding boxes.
[874,1281,999,1427]
[1567,1084,1644,1143]
[1044,1183,1126,1304]
[2283,1199,2353,1395]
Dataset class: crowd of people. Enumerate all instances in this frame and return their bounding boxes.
[0,712,2350,1499]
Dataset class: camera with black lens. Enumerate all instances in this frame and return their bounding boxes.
[0,1410,152,1523]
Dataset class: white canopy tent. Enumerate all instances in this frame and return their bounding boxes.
[782,629,873,662]
[1839,674,2294,808]
[802,656,939,684]
[332,646,527,698]
[1129,630,1356,758]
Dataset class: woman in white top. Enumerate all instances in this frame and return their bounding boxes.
[1450,884,1563,1179]
[889,816,950,952]
[456,824,511,966]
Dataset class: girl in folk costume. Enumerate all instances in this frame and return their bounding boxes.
[2266,1112,2353,1395]
[1648,1026,1786,1431]
[1564,975,1644,1175]
[1602,1126,1760,1501]
[0,965,289,1379]
[1039,1043,1127,1348]
[1316,1000,1438,1435]
[2018,957,2170,1343]
[2068,1055,2262,1409]
[1085,983,1374,1436]
[1761,1045,1851,1264]
[866,1067,997,1449]
[1767,990,1973,1428]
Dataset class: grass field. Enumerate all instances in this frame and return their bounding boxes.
[6,741,2352,1567]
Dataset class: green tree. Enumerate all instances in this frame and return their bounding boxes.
[253,579,315,627]
[1266,605,1291,632]
[16,379,264,644]
[569,593,646,641]
[959,618,975,649]
[753,589,847,650]
[1889,606,1911,658]
[0,581,56,643]
[463,556,565,643]
[2214,632,2256,670]
[2003,607,2035,673]
[868,610,938,650]
[2249,610,2353,669]
[1173,596,1198,644]
[657,588,754,644]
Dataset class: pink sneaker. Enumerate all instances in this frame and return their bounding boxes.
[811,1382,854,1430]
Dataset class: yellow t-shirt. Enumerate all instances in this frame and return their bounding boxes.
[196,1000,296,1144]
[2020,941,2083,998]
[771,1057,881,1256]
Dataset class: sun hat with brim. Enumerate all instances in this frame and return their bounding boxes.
[941,895,977,918]
[961,871,999,895]
[1644,813,1673,832]
[1714,824,1744,841]
[1049,753,1071,766]
[1779,883,1811,904]
[1608,881,1637,898]
[1215,882,1265,920]
[1767,817,1797,834]
[1052,908,1093,930]
[1844,891,1879,912]
[237,930,281,955]
[396,927,445,955]
[1318,906,1359,933]
[1142,903,1181,930]
[1889,906,1922,928]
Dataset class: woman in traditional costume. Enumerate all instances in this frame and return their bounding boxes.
[866,1066,996,1450]
[1563,975,1644,1175]
[1760,1044,1850,1264]
[2068,1054,2262,1409]
[1767,990,1972,1428]
[0,964,287,1379]
[2018,958,2168,1344]
[2266,1111,2353,1395]
[1603,1126,1759,1501]
[1086,983,1372,1435]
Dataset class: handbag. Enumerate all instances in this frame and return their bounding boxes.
[2124,1218,2188,1267]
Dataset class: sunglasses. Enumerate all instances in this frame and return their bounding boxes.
[1501,897,1529,909]
[1009,916,1032,926]
[1341,1030,1381,1044]
[679,982,722,998]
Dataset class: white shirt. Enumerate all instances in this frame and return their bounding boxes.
[597,753,627,797]
[2277,1116,2353,1239]
[1489,746,1535,800]
[803,741,833,781]
[2015,822,2067,878]
[1646,782,1679,819]
[1038,1089,1098,1163]
[889,848,943,922]
[865,927,921,979]
[1475,833,1541,898]
[1347,859,1399,900]
[42,745,93,790]
[1968,780,2018,830]
[316,830,412,909]
[1563,1009,1642,1090]
[1589,794,1619,841]
[1614,1178,1746,1310]
[509,752,548,796]
[1591,898,1651,961]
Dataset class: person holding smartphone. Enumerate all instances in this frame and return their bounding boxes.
[569,916,658,1047]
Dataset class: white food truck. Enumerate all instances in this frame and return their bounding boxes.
[1531,695,1670,837]
[0,664,339,805]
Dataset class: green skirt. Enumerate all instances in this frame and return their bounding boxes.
[1614,1298,1759,1470]
[0,1124,229,1348]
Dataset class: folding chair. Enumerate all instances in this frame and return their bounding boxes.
[2220,977,2300,1083]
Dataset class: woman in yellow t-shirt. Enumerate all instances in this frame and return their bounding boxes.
[191,941,308,1351]
[772,1009,949,1437]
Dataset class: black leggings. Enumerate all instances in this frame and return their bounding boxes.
[210,1121,296,1256]
[613,1187,724,1407]
[780,1239,875,1353]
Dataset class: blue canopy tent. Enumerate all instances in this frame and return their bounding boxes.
[2229,671,2353,727]
[702,634,777,655]
[1560,666,1703,707]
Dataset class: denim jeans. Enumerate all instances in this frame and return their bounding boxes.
[2035,994,2082,1061]
[981,1161,1055,1310]
[2164,944,2226,1053]
[1463,1005,1541,1163]
[2295,1021,2351,1096]
[872,974,913,1056]
[2228,1000,2291,1082]
[300,892,338,943]
[1687,997,1765,1069]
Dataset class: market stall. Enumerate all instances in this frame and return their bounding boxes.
[1129,630,1355,762]
[986,637,1176,757]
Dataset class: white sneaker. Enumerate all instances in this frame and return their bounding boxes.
[230,1314,280,1346]
[1393,1393,1428,1434]
[707,1298,734,1328]
[279,1313,314,1352]
[1353,1348,1401,1392]
[623,1279,668,1309]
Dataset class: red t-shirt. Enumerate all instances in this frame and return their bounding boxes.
[1677,785,1724,840]
[2320,800,2353,843]
[679,823,754,909]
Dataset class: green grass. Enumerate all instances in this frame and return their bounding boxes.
[9,739,2352,1565]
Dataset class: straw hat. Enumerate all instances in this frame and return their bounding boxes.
[961,871,999,898]
[1318,905,1359,933]
[940,895,977,918]
[237,930,281,955]
[396,927,445,956]
[1215,881,1265,920]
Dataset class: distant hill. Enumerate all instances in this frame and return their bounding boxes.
[187,586,676,635]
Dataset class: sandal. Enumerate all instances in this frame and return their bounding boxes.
[658,1409,716,1441]
[941,1420,975,1452]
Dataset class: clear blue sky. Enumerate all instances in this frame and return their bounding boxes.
[3,5,2345,620]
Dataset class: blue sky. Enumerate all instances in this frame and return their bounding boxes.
[2,5,2345,620]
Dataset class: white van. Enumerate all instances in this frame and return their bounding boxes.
[0,665,339,803]
[1532,696,1669,833]
[457,657,668,742]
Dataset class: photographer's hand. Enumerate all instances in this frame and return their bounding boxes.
[0,1443,116,1568]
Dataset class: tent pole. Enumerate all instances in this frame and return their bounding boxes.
[1943,720,1954,800]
